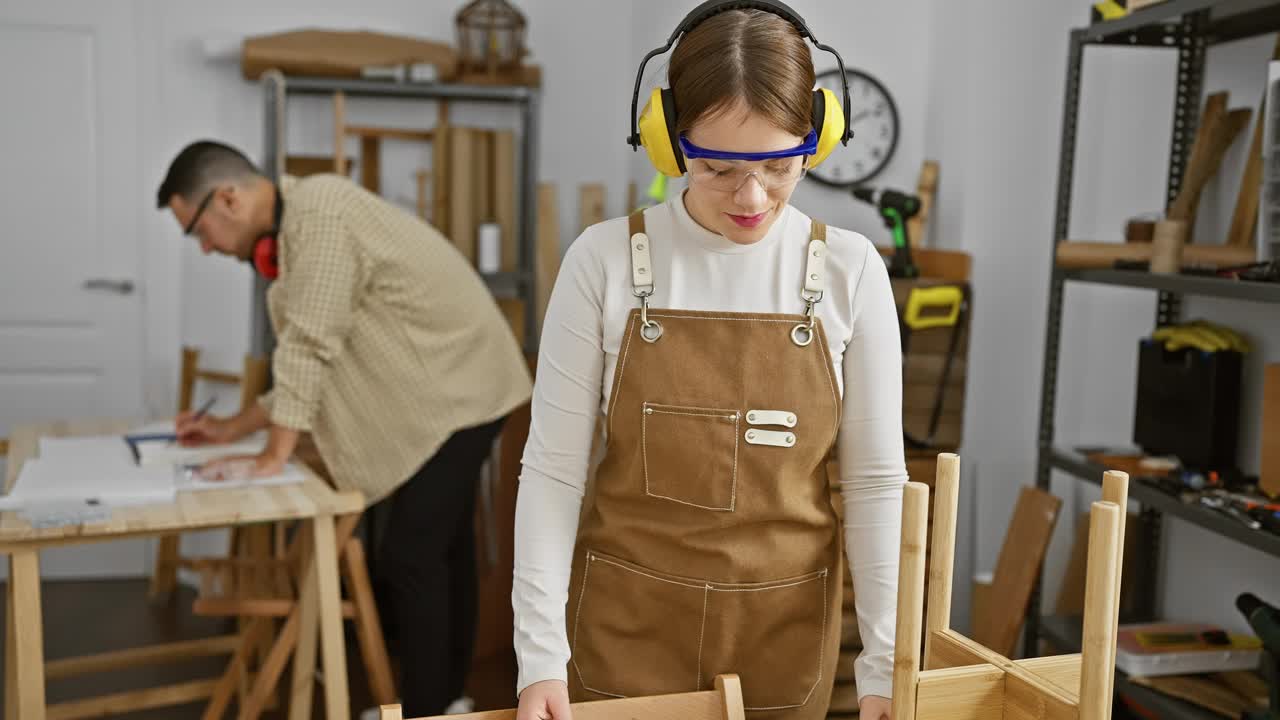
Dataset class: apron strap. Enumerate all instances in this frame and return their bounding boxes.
[803,220,828,302]
[629,210,654,298]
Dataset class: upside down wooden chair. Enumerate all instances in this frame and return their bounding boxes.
[892,453,1128,720]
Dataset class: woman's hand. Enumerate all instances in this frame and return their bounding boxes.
[516,680,572,720]
[859,694,891,720]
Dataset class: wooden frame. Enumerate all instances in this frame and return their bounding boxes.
[379,673,746,720]
[894,453,1128,720]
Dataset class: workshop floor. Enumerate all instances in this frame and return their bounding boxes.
[0,578,517,718]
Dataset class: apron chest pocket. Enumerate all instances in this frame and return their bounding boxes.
[642,402,739,511]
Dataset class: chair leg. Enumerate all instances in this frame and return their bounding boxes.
[343,537,397,705]
[925,453,961,669]
[150,534,182,599]
[1079,500,1123,720]
[891,482,930,720]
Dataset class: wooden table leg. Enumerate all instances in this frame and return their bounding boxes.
[288,531,318,720]
[313,514,349,720]
[8,550,46,720]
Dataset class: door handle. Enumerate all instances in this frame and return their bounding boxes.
[82,278,135,295]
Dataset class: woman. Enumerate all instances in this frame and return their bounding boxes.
[513,4,906,720]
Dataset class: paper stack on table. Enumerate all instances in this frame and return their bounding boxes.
[0,423,307,518]
[1,434,176,512]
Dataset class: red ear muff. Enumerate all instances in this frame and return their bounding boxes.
[253,235,279,280]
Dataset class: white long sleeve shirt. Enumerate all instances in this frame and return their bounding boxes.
[513,192,907,702]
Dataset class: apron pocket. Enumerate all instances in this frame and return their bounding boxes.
[702,569,830,711]
[641,402,740,511]
[571,551,710,698]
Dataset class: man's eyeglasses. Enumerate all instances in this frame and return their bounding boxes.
[184,189,217,236]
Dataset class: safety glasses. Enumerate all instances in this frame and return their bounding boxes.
[680,131,814,192]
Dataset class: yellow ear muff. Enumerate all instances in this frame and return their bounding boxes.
[809,87,846,170]
[638,88,685,178]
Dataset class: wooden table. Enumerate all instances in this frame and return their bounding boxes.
[1,419,365,720]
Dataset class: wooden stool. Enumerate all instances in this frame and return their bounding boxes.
[379,673,746,720]
[893,453,1128,720]
[193,513,396,718]
[149,347,270,599]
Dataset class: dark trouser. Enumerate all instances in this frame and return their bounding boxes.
[377,416,506,717]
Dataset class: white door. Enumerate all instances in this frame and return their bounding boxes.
[0,1,150,578]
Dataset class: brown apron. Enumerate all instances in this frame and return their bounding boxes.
[566,210,843,720]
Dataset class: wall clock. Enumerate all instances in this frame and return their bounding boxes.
[809,67,900,188]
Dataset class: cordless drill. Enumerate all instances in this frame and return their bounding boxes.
[1238,593,1280,720]
[852,186,921,279]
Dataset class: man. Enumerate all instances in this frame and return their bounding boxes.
[157,140,532,716]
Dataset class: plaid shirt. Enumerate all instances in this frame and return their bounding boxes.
[261,174,531,503]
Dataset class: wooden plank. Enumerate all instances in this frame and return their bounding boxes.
[933,632,1079,720]
[1005,671,1080,720]
[432,102,450,232]
[579,183,606,232]
[345,538,397,705]
[1015,655,1081,699]
[10,550,45,720]
[286,155,346,178]
[927,629,989,670]
[890,482,930,720]
[192,597,356,618]
[416,170,430,221]
[44,635,240,680]
[493,130,518,272]
[333,91,347,176]
[6,553,19,720]
[916,664,1005,720]
[715,674,746,720]
[241,608,302,718]
[907,160,939,247]
[1101,471,1129,707]
[1079,502,1121,720]
[288,531,319,720]
[972,486,1062,657]
[475,129,494,226]
[449,127,478,264]
[379,706,403,720]
[535,182,560,335]
[46,679,218,720]
[313,514,350,720]
[201,619,271,720]
[1130,674,1258,718]
[345,125,436,142]
[925,453,960,668]
[361,135,381,194]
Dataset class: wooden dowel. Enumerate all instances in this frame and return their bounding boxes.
[1079,501,1122,720]
[925,453,960,668]
[891,481,930,720]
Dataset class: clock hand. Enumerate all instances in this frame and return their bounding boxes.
[848,109,872,126]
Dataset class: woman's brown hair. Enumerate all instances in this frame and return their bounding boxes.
[668,9,815,139]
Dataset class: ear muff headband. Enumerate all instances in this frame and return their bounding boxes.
[628,0,853,175]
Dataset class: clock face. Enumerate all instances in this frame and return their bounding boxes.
[809,68,900,188]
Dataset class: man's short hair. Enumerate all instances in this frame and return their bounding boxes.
[155,140,262,209]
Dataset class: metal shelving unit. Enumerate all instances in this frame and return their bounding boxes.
[251,72,541,356]
[1029,0,1280,668]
